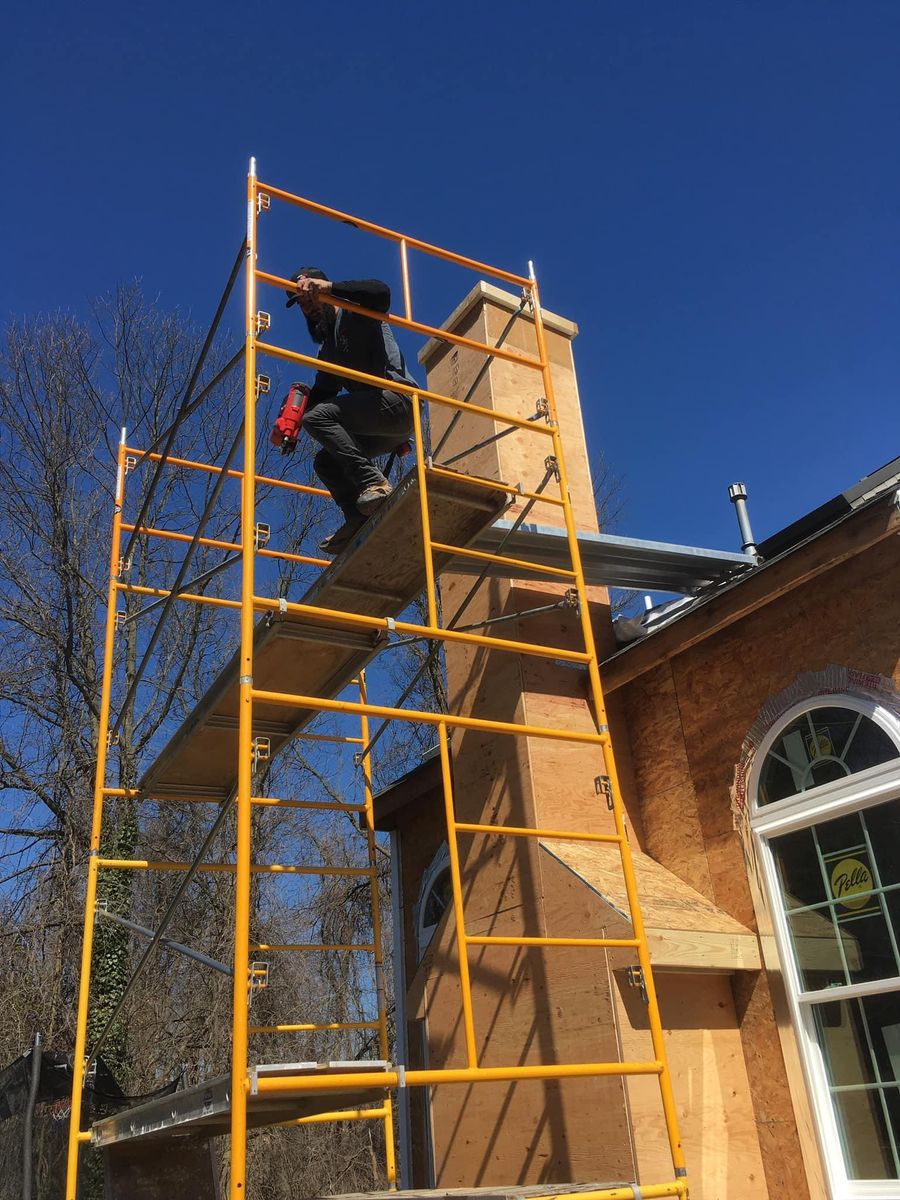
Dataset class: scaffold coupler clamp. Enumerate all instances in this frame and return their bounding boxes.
[257,192,270,214]
[124,454,137,475]
[249,961,269,996]
[544,455,560,483]
[535,396,550,422]
[626,964,649,1005]
[563,587,580,615]
[594,774,614,811]
[252,736,271,767]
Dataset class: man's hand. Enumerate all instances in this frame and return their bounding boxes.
[294,275,331,299]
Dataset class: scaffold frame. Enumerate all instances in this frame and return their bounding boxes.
[65,158,690,1200]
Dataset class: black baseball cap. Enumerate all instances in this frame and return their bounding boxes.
[285,266,330,307]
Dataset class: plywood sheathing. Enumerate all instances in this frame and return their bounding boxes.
[410,862,636,1187]
[616,532,900,1199]
[612,972,769,1197]
[417,283,773,1195]
[418,289,634,1186]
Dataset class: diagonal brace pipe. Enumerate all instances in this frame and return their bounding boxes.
[121,239,246,571]
[110,422,244,740]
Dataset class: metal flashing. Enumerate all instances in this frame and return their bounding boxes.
[449,519,755,593]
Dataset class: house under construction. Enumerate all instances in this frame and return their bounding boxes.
[63,160,900,1200]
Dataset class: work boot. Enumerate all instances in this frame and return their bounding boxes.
[356,481,393,515]
[318,515,364,556]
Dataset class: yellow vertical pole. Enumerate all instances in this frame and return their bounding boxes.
[399,239,413,321]
[527,266,687,1187]
[357,673,397,1188]
[65,429,129,1200]
[410,398,479,1068]
[230,156,258,1200]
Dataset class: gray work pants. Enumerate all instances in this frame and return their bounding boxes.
[303,388,414,519]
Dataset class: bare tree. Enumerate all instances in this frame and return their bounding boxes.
[0,288,398,1196]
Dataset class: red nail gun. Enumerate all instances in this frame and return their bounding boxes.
[270,383,310,454]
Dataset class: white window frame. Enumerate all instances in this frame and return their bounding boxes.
[749,693,900,1199]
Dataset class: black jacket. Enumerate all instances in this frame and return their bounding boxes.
[306,279,418,404]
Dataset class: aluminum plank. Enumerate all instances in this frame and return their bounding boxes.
[457,520,755,592]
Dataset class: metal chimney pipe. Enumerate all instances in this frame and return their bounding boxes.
[728,483,759,557]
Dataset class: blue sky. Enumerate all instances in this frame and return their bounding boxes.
[3,0,898,555]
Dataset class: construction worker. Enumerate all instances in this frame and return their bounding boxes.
[286,268,418,554]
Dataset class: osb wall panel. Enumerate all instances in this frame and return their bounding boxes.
[613,972,769,1199]
[414,286,652,1187]
[731,969,825,1199]
[516,585,615,840]
[604,688,648,850]
[620,662,713,900]
[671,536,900,929]
[619,538,900,1199]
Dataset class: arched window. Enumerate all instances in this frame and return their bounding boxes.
[414,844,451,962]
[750,696,900,1195]
[757,704,899,805]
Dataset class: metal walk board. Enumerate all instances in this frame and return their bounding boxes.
[462,519,755,592]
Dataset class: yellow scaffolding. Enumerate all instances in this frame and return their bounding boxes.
[65,159,690,1200]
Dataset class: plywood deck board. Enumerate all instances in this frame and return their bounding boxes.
[140,470,509,799]
[322,1186,630,1200]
